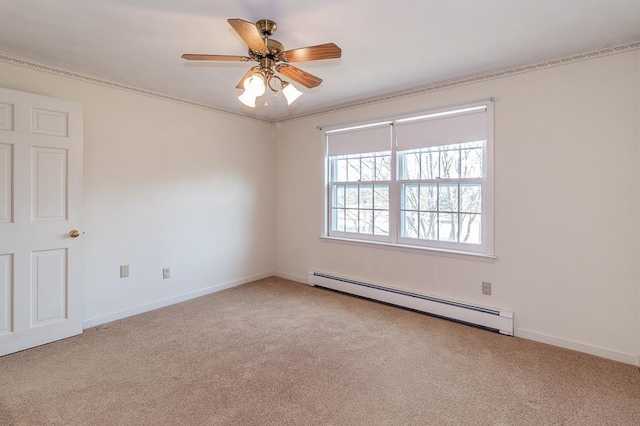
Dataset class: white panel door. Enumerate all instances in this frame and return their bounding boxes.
[0,87,83,356]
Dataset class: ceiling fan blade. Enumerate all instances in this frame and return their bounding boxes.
[277,64,323,88]
[227,18,268,53]
[236,68,259,89]
[181,54,250,61]
[283,43,342,62]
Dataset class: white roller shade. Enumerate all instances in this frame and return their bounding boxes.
[327,124,392,157]
[396,110,487,151]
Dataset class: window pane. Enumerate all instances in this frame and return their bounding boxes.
[461,148,483,178]
[402,211,419,238]
[374,210,389,236]
[460,214,481,244]
[376,155,391,180]
[347,158,361,181]
[438,183,458,212]
[345,209,358,232]
[333,208,345,232]
[345,185,358,208]
[402,152,420,180]
[374,185,389,209]
[359,210,373,234]
[403,184,419,210]
[439,149,460,179]
[438,213,459,242]
[334,159,347,182]
[421,151,438,180]
[360,185,373,209]
[334,185,345,208]
[460,184,481,213]
[419,212,437,240]
[361,156,375,181]
[419,184,437,211]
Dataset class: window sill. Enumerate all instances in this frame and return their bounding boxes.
[319,236,497,263]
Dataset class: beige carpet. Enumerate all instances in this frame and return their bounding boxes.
[1,276,639,425]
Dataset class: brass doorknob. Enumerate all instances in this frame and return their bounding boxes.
[69,230,80,238]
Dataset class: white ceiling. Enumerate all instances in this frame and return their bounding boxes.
[1,1,639,122]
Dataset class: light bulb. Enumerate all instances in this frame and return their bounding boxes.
[243,74,266,96]
[238,90,257,108]
[282,82,302,105]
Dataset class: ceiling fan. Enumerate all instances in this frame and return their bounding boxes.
[181,19,342,107]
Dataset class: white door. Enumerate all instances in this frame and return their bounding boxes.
[0,87,83,356]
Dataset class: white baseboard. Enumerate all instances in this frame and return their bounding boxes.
[515,328,639,366]
[83,271,274,329]
[273,271,309,285]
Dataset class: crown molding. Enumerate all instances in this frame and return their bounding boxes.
[0,52,271,124]
[2,39,638,125]
[277,39,640,123]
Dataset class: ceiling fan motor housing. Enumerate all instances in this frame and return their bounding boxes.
[256,19,277,37]
[248,39,284,62]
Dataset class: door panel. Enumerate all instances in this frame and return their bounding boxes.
[0,87,83,357]
[0,254,12,335]
[31,147,67,221]
[0,143,11,222]
[0,102,12,130]
[31,108,68,137]
[31,249,67,326]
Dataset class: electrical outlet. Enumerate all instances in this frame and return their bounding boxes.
[120,265,129,278]
[162,268,170,279]
[482,281,492,295]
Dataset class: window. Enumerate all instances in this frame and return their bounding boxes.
[324,100,493,256]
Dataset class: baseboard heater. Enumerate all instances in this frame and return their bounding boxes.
[308,271,513,336]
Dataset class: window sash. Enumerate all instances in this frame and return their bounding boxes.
[397,179,484,249]
[330,151,392,183]
[329,182,392,242]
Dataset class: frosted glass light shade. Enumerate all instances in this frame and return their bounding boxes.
[244,74,266,96]
[238,90,257,108]
[282,82,302,105]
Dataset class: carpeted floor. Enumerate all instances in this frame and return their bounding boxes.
[1,276,639,425]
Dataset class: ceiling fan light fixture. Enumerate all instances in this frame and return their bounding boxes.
[238,90,257,108]
[282,82,303,105]
[243,74,266,96]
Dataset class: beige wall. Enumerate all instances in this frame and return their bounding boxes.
[0,62,276,324]
[274,50,640,364]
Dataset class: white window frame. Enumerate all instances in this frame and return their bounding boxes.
[328,148,393,243]
[322,99,495,259]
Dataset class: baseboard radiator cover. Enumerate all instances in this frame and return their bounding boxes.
[308,271,513,336]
